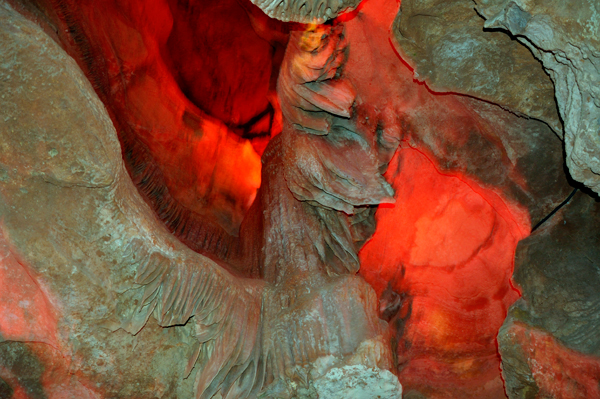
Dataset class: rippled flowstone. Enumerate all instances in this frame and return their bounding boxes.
[0,1,201,396]
[0,2,403,398]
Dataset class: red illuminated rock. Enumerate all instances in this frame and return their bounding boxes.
[500,320,600,399]
[0,2,400,398]
[342,0,572,397]
[166,0,281,131]
[3,0,597,398]
[360,148,522,399]
[25,0,276,266]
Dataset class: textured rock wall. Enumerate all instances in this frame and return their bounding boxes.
[0,2,403,397]
[3,0,599,397]
[345,0,572,397]
[25,0,276,270]
[474,0,600,194]
[249,0,362,23]
[499,191,600,398]
[0,2,240,396]
[390,0,600,395]
[393,0,562,135]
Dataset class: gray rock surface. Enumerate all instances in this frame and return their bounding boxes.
[474,0,600,194]
[510,191,600,356]
[392,0,561,135]
[249,0,362,23]
[498,190,600,398]
[312,364,402,399]
[258,360,402,399]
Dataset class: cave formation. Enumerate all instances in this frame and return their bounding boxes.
[0,0,599,398]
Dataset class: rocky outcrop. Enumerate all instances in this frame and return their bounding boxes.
[392,0,600,194]
[389,0,600,396]
[498,191,600,398]
[392,0,562,135]
[474,0,600,194]
[249,0,362,23]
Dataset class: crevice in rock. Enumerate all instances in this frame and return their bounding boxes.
[531,188,578,233]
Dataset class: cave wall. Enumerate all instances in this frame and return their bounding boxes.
[1,0,599,397]
[391,0,600,397]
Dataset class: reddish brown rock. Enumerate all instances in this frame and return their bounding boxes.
[499,319,600,399]
[3,0,596,398]
[341,0,572,396]
[25,0,275,262]
[0,2,252,396]
[498,191,600,398]
[0,2,402,398]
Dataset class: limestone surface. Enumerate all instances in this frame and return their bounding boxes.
[474,0,600,194]
[0,2,403,398]
[393,0,561,135]
[0,1,202,396]
[499,191,600,398]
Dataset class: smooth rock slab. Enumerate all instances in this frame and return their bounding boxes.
[511,191,600,356]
